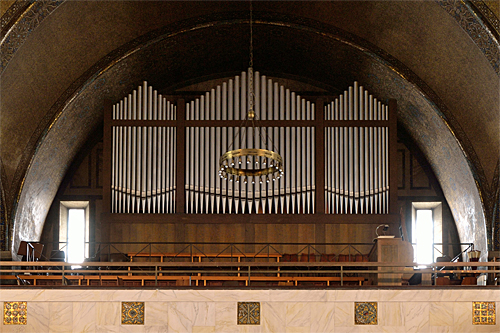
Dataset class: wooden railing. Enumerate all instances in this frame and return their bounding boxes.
[1,261,498,287]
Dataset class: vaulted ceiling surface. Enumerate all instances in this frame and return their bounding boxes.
[1,1,497,193]
[1,1,498,254]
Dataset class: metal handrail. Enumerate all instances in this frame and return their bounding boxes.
[1,261,499,287]
[51,241,377,261]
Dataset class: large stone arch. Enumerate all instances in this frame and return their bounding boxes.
[6,8,492,259]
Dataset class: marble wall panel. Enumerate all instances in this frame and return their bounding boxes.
[0,289,498,332]
[403,302,430,333]
[72,302,96,332]
[48,302,72,332]
[378,302,403,327]
[429,301,454,327]
[310,302,335,333]
[285,302,310,327]
[26,302,49,333]
[214,302,238,333]
[261,302,286,333]
[334,302,354,327]
[96,301,120,326]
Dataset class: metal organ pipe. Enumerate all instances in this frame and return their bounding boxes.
[111,82,176,214]
[183,69,315,214]
[112,78,391,216]
[325,82,390,214]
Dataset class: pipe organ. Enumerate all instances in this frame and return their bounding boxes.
[106,75,396,218]
[185,70,315,214]
[111,82,177,214]
[325,82,389,214]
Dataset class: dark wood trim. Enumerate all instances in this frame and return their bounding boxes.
[397,148,406,190]
[176,99,186,213]
[101,212,400,225]
[109,119,389,128]
[315,98,325,214]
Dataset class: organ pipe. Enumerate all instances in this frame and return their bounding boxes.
[185,70,315,214]
[111,82,176,214]
[325,81,390,214]
[111,78,390,216]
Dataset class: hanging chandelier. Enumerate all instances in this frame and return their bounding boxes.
[218,2,283,184]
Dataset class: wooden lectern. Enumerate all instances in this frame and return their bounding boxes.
[370,237,414,286]
[17,241,44,261]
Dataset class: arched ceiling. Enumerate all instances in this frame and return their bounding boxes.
[1,1,498,254]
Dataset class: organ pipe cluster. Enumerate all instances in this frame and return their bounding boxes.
[111,82,177,214]
[185,70,316,214]
[325,82,389,214]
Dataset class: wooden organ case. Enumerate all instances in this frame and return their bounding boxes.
[102,71,399,246]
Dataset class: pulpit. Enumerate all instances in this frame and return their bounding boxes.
[369,237,414,286]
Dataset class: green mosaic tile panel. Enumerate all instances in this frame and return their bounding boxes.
[121,301,144,325]
[355,302,377,325]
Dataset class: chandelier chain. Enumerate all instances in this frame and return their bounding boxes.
[249,0,254,113]
[218,0,284,182]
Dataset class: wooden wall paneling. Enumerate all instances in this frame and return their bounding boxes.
[69,154,91,188]
[160,225,173,249]
[410,153,432,189]
[94,199,103,244]
[397,148,406,190]
[315,223,326,254]
[174,223,186,253]
[324,224,339,254]
[95,145,103,189]
[389,99,398,214]
[254,224,268,245]
[244,223,255,254]
[297,224,314,244]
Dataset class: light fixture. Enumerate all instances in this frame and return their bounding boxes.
[219,1,283,182]
[376,224,390,237]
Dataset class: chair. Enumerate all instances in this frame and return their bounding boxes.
[300,253,316,262]
[50,250,65,262]
[436,255,453,278]
[338,254,349,262]
[320,254,336,262]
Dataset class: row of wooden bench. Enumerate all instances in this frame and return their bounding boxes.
[124,252,370,263]
[1,274,366,287]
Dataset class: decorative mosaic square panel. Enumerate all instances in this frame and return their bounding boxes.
[355,302,377,325]
[238,302,260,325]
[121,302,144,325]
[3,302,27,325]
[473,302,495,325]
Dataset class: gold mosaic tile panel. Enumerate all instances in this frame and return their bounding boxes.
[3,301,27,325]
[355,302,377,325]
[473,302,495,325]
[121,302,144,325]
[238,302,260,325]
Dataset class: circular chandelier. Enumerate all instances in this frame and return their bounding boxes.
[218,2,283,183]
